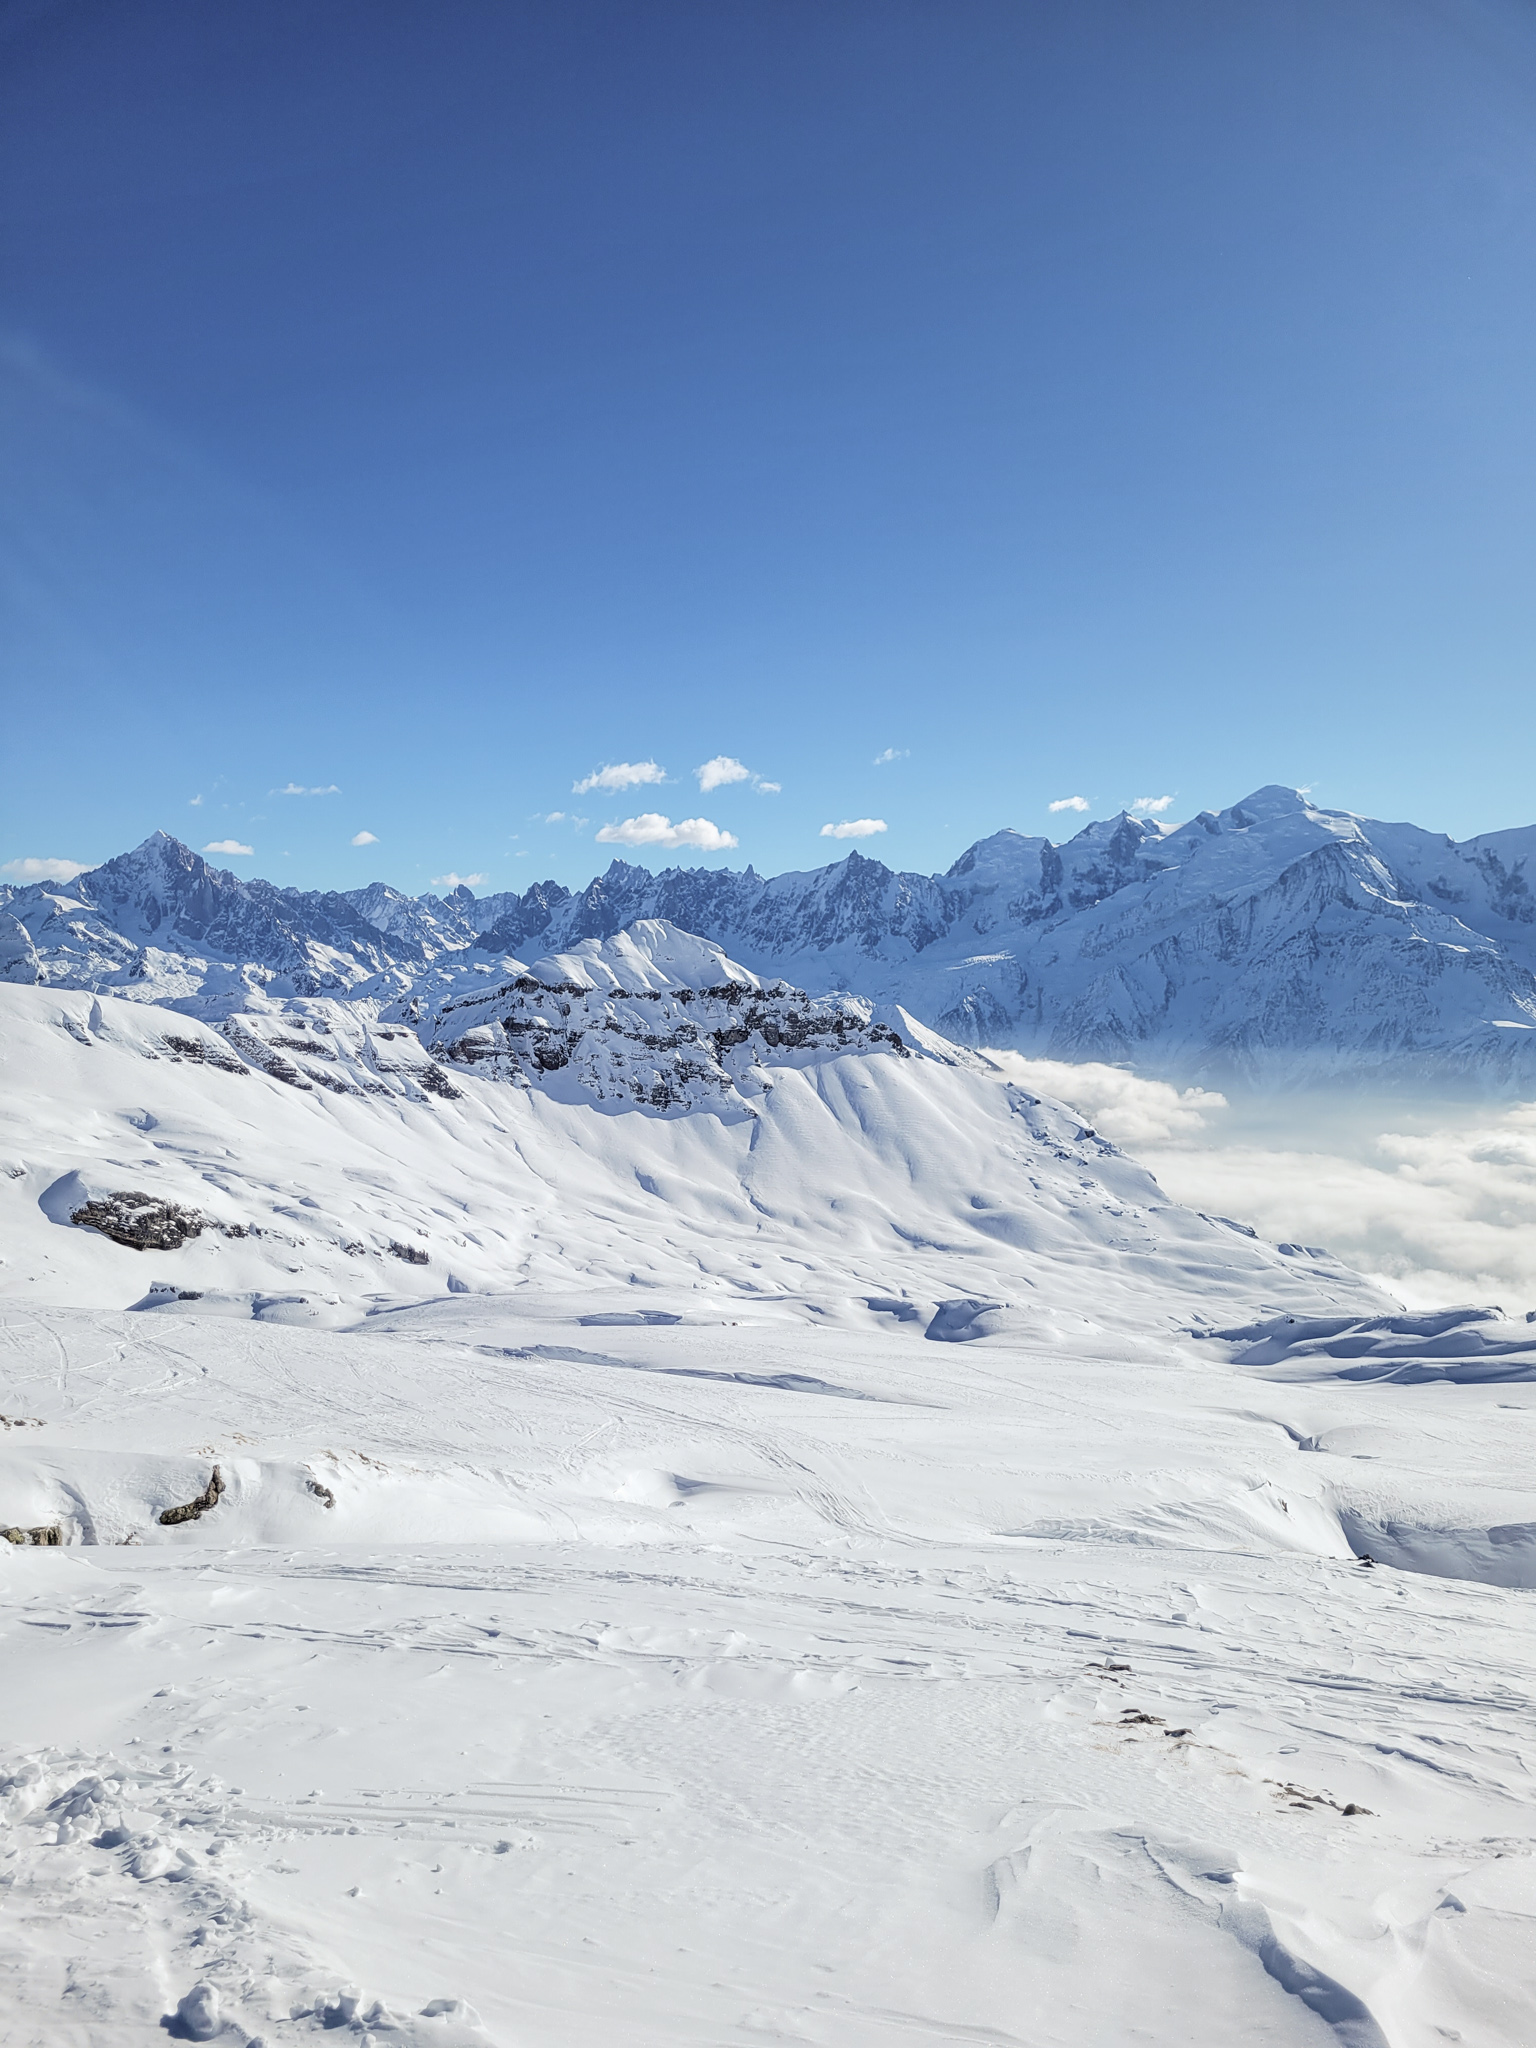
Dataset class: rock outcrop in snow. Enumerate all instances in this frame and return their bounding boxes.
[431,920,907,1114]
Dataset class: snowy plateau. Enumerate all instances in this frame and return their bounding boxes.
[2,791,1536,2046]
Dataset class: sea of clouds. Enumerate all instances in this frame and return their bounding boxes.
[986,1053,1536,1316]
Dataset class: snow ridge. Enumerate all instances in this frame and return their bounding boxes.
[432,928,908,1116]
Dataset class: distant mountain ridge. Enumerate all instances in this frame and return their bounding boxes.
[4,785,1536,1084]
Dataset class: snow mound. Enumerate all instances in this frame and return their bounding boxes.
[1201,1306,1536,1382]
[524,918,759,993]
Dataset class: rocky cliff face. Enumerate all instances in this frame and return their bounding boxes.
[430,922,909,1115]
[8,788,1536,1084]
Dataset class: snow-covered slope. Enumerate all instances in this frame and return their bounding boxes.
[7,971,1536,2041]
[0,981,1377,1322]
[8,787,1536,1082]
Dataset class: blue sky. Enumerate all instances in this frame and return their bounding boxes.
[4,0,1536,896]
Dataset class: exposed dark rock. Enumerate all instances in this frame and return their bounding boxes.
[161,1035,250,1073]
[158,1466,224,1526]
[71,1192,205,1251]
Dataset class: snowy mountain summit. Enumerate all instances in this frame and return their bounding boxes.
[5,784,1536,1082]
[427,920,909,1114]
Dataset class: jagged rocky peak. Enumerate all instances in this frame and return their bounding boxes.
[75,831,232,939]
[431,918,907,1115]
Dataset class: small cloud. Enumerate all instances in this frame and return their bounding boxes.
[1048,795,1090,814]
[272,782,341,797]
[188,794,204,807]
[756,781,781,795]
[431,872,488,889]
[573,760,666,795]
[820,819,887,839]
[595,813,739,852]
[1131,794,1175,814]
[544,810,567,824]
[350,830,378,846]
[204,839,254,856]
[695,755,752,793]
[873,747,908,766]
[1,854,89,883]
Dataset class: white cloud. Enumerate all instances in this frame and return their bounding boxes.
[188,794,203,807]
[594,813,739,852]
[1048,795,1090,814]
[431,872,487,889]
[1,855,90,883]
[983,1058,1536,1315]
[573,760,666,795]
[873,747,908,766]
[695,755,752,793]
[272,783,341,797]
[756,781,781,795]
[820,819,887,839]
[1142,1101,1536,1315]
[203,839,254,856]
[544,811,566,824]
[1130,794,1175,814]
[350,831,378,847]
[983,1053,1227,1147]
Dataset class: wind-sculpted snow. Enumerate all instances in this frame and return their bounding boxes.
[4,1279,1536,2039]
[0,982,1373,1319]
[5,973,1536,2038]
[7,786,1536,1082]
[1202,1305,1536,1383]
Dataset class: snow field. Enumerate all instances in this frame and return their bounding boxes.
[3,984,1536,2041]
[3,1294,1536,2042]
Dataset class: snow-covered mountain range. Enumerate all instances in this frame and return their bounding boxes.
[6,782,1536,1082]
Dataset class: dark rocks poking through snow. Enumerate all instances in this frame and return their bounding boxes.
[2,1524,62,1546]
[70,1192,205,1251]
[434,975,906,1114]
[158,1467,224,1526]
[160,1034,250,1074]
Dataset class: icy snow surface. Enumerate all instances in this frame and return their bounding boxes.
[3,983,1536,2043]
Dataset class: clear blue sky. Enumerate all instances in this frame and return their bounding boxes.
[4,0,1536,894]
